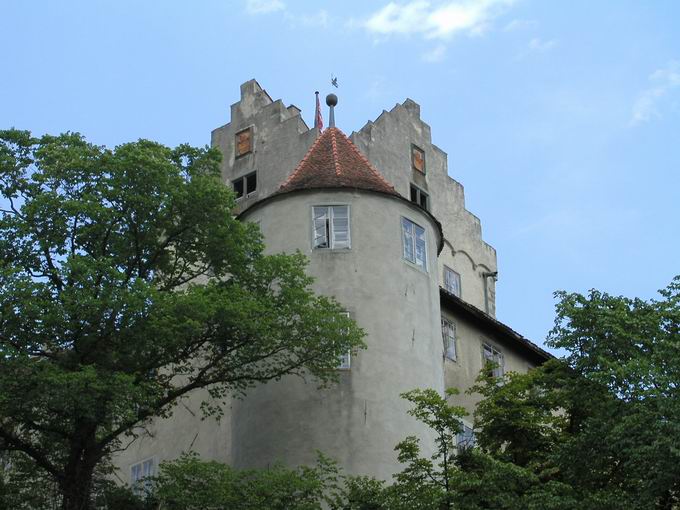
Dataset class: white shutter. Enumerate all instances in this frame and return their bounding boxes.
[313,207,329,248]
[331,206,350,249]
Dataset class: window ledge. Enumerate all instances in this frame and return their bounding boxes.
[402,259,429,275]
[313,248,352,254]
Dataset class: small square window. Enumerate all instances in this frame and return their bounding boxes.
[441,318,457,361]
[313,205,350,250]
[444,267,461,297]
[233,172,257,200]
[235,128,252,157]
[409,184,429,211]
[482,343,504,378]
[411,144,425,174]
[401,217,427,271]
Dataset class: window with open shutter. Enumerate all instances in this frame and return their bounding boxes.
[483,343,504,378]
[312,205,350,250]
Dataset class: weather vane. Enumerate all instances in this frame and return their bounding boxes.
[331,74,339,88]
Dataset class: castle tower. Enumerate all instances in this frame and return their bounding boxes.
[230,116,446,478]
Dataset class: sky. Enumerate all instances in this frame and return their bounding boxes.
[2,0,679,352]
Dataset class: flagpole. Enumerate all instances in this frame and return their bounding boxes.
[314,91,323,135]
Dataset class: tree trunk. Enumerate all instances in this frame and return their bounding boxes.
[61,467,94,510]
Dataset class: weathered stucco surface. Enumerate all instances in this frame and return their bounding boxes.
[235,190,444,480]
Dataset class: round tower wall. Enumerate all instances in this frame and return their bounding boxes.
[233,189,445,481]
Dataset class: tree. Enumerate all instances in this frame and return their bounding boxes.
[472,277,680,509]
[147,452,344,510]
[0,130,364,510]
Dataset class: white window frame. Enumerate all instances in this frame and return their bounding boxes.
[130,456,156,495]
[337,311,351,370]
[409,183,429,211]
[441,318,457,361]
[312,205,351,250]
[444,266,461,297]
[401,217,427,271]
[482,342,504,378]
[456,420,476,450]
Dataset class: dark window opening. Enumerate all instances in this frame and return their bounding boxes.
[246,172,257,195]
[410,184,429,211]
[233,172,257,200]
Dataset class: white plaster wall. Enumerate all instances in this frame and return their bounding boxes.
[110,388,231,485]
[441,309,536,418]
[235,189,445,481]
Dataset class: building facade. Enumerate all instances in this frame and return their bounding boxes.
[112,79,551,486]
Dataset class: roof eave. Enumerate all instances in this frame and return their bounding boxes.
[439,287,554,363]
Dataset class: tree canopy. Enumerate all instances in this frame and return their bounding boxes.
[0,129,364,510]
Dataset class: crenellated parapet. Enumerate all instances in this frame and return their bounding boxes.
[350,101,498,315]
[211,79,317,213]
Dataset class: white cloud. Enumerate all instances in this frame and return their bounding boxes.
[503,18,536,31]
[512,36,557,61]
[245,0,285,15]
[285,9,330,28]
[422,44,447,62]
[364,0,515,40]
[630,60,680,126]
[528,37,556,52]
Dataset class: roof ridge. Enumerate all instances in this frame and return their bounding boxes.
[330,128,341,176]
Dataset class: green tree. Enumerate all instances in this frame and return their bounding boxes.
[0,130,364,510]
[148,452,344,510]
[472,277,680,509]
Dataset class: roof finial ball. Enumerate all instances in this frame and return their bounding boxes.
[326,93,338,128]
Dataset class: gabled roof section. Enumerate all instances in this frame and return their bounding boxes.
[439,288,553,364]
[278,127,399,197]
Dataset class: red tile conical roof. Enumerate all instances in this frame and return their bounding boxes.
[278,127,399,196]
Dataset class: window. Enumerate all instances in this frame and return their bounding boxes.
[441,318,457,361]
[410,184,429,210]
[338,312,351,370]
[235,127,252,157]
[482,343,504,378]
[411,144,425,173]
[131,457,155,495]
[444,267,461,297]
[313,205,350,249]
[457,422,476,449]
[401,217,427,271]
[233,172,257,200]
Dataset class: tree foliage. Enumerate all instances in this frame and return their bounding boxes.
[0,130,364,510]
[147,452,345,510]
[471,277,680,509]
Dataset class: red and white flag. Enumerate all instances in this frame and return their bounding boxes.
[314,91,323,132]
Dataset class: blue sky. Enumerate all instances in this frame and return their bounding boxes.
[2,0,679,351]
